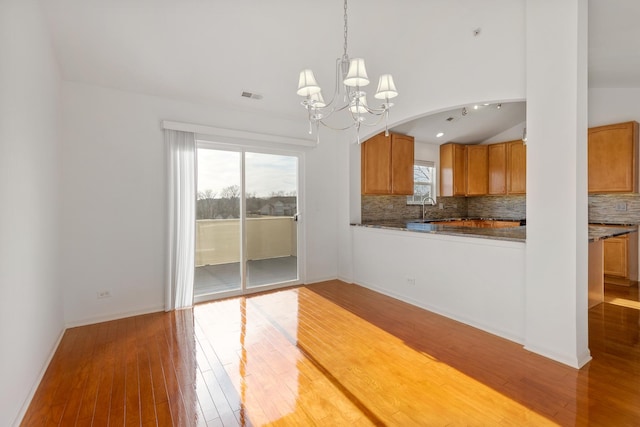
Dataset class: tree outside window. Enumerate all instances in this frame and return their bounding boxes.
[407,161,436,205]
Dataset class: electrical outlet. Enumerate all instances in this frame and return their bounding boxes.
[406,277,416,286]
[97,290,112,299]
[616,202,627,211]
[439,203,444,210]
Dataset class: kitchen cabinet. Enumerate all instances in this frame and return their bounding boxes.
[442,140,525,196]
[361,132,415,195]
[604,232,638,285]
[466,145,488,196]
[506,141,526,194]
[488,143,507,195]
[588,121,639,193]
[439,143,467,197]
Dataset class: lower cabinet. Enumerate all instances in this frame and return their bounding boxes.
[603,232,639,285]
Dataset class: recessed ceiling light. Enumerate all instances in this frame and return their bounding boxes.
[474,105,479,110]
[483,103,490,106]
[436,132,444,138]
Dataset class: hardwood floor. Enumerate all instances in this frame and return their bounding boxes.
[21,280,640,426]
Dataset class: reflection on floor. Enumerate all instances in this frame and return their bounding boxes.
[194,256,297,296]
[603,282,640,310]
[20,280,640,425]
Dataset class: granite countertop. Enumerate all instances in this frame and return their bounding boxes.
[352,220,526,242]
[588,224,639,241]
[351,219,638,243]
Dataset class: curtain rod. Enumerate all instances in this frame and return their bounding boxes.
[161,120,316,148]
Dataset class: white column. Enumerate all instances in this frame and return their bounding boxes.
[524,0,590,367]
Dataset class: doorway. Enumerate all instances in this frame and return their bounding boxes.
[193,146,301,302]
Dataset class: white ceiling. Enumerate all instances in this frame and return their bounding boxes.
[39,0,640,143]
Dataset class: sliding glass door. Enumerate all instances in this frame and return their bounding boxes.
[245,152,298,288]
[194,146,300,301]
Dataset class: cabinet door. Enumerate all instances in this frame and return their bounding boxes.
[604,236,628,277]
[439,144,455,197]
[507,141,526,194]
[588,121,638,193]
[440,143,467,197]
[361,133,391,194]
[453,144,467,196]
[466,145,488,196]
[488,143,507,195]
[391,134,415,195]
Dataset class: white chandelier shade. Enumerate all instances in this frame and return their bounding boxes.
[343,58,370,87]
[296,69,321,97]
[374,74,398,100]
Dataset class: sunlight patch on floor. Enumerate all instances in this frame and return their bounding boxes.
[604,296,640,310]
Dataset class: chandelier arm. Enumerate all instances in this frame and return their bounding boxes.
[360,106,389,116]
[309,99,353,120]
[315,119,359,132]
[349,110,389,128]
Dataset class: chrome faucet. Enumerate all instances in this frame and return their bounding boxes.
[421,196,436,220]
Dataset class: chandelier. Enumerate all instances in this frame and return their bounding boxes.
[296,0,398,143]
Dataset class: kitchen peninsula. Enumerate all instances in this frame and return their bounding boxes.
[350,219,636,334]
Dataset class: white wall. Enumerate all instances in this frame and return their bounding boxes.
[524,0,590,368]
[0,1,64,425]
[60,82,339,325]
[589,88,640,126]
[352,228,526,342]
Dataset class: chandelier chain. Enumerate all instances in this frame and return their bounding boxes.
[343,0,348,59]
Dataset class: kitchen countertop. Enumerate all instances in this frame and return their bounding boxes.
[351,219,637,243]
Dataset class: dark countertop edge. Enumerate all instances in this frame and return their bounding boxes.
[351,222,526,243]
[352,222,638,243]
[388,217,525,223]
[588,225,638,242]
[589,222,640,226]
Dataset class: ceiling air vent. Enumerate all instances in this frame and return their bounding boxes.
[241,91,263,100]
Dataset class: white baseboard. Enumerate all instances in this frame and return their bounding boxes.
[304,275,339,285]
[354,279,524,346]
[12,328,65,427]
[65,304,166,328]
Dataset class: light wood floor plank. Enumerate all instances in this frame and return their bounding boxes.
[20,280,640,426]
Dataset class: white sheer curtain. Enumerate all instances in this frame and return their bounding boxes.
[165,129,196,310]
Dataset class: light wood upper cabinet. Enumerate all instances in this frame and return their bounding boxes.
[440,143,467,197]
[588,121,639,193]
[466,145,488,196]
[488,143,507,195]
[361,132,414,195]
[390,133,415,195]
[506,141,526,194]
[441,141,525,197]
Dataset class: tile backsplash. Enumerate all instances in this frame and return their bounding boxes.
[467,195,526,219]
[589,194,640,224]
[361,195,466,222]
[362,193,640,224]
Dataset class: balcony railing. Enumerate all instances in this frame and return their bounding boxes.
[195,217,297,267]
